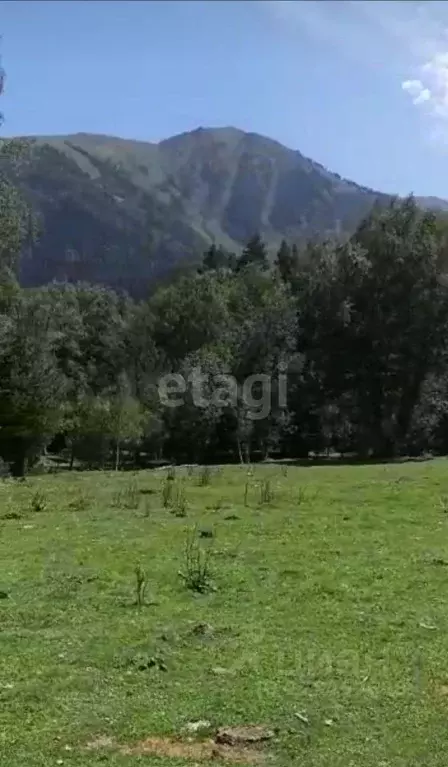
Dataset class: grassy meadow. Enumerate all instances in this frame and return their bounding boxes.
[2,460,448,765]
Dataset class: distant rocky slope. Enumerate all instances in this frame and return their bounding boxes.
[6,126,447,296]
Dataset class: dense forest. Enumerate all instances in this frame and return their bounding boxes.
[3,119,448,476]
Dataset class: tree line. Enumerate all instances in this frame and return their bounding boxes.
[2,135,448,476]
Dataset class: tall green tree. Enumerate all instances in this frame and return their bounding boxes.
[0,61,34,291]
[202,243,230,271]
[0,298,67,475]
[275,239,299,283]
[237,234,269,272]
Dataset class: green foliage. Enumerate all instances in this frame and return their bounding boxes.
[134,563,147,607]
[30,490,48,513]
[180,525,214,593]
[259,478,274,505]
[161,478,187,517]
[237,233,269,272]
[202,243,231,271]
[275,239,299,283]
[1,157,448,471]
[161,478,173,508]
[198,466,212,487]
[0,296,67,475]
[172,483,187,517]
[112,479,140,510]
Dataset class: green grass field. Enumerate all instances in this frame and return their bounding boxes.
[2,460,448,766]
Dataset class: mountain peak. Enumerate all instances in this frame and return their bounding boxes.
[9,126,448,297]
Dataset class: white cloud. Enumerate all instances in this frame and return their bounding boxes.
[415,88,432,105]
[402,51,448,136]
[402,79,431,105]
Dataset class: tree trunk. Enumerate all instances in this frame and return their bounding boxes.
[237,437,243,464]
[115,439,120,471]
[11,450,26,478]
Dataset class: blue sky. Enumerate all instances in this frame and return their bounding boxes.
[3,1,448,197]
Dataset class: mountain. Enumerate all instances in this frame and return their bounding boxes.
[6,126,447,296]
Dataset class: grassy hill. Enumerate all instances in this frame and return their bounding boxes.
[2,460,448,765]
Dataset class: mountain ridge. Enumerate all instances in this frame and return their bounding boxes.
[6,126,448,296]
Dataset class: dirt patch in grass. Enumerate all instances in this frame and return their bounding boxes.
[86,734,267,763]
[86,735,116,750]
[123,736,265,763]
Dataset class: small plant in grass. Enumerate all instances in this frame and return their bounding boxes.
[113,480,140,510]
[68,492,90,512]
[438,495,448,513]
[30,490,48,513]
[166,466,176,481]
[187,465,195,478]
[260,479,274,505]
[123,480,140,509]
[198,466,212,487]
[162,479,173,508]
[172,484,187,517]
[297,486,307,505]
[179,526,215,593]
[135,564,147,607]
[281,464,288,478]
[143,498,151,518]
[2,510,21,520]
[244,479,250,507]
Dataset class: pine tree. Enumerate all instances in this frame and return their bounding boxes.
[275,239,299,282]
[202,243,230,271]
[237,234,269,271]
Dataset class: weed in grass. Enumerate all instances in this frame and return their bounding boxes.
[166,466,176,481]
[126,653,167,672]
[172,484,187,517]
[162,479,173,508]
[30,490,48,513]
[198,466,212,487]
[68,492,90,512]
[2,510,21,520]
[297,486,307,505]
[438,495,448,513]
[143,498,151,518]
[135,564,147,607]
[244,479,250,507]
[163,480,187,517]
[199,527,214,539]
[190,620,215,637]
[187,465,195,478]
[179,525,215,593]
[260,479,274,505]
[281,464,288,478]
[123,480,140,509]
[113,480,140,510]
[207,497,224,511]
